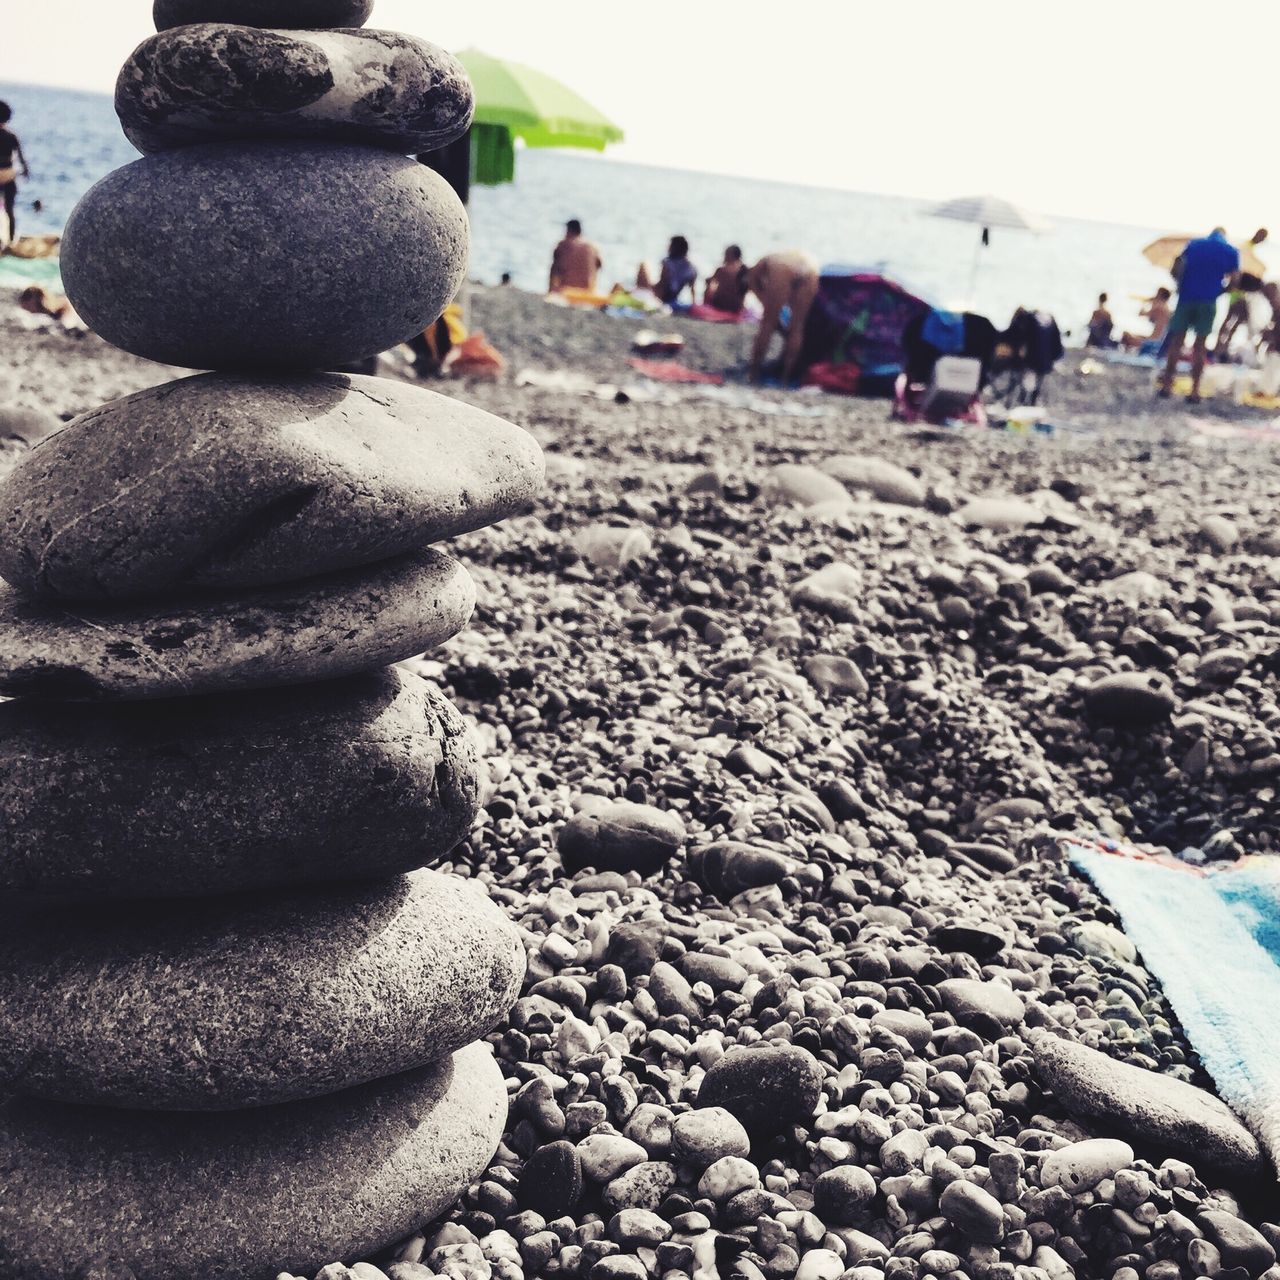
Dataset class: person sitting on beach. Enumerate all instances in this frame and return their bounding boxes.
[1215,227,1269,357]
[0,102,30,248]
[637,236,698,307]
[745,250,820,385]
[1085,293,1115,348]
[1158,227,1239,403]
[548,219,602,293]
[704,245,750,314]
[1121,287,1172,352]
[18,285,83,332]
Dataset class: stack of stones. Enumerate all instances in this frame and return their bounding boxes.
[0,4,544,1278]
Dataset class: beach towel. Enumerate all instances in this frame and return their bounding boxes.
[687,303,749,324]
[1071,839,1280,1170]
[626,359,724,385]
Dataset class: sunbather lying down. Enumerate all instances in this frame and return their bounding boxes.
[746,250,820,385]
[19,285,85,332]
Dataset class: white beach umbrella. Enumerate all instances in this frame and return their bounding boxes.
[927,194,1054,303]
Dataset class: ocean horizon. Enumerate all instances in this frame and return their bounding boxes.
[1,79,1191,337]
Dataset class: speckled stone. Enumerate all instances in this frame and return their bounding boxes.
[61,142,467,371]
[118,26,472,155]
[0,547,473,701]
[153,0,374,29]
[0,372,543,600]
[0,871,524,1109]
[0,668,480,902]
[0,1042,505,1280]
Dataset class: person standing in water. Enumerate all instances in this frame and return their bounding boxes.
[0,102,30,247]
[745,250,820,384]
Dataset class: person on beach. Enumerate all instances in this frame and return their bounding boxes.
[704,245,750,314]
[636,236,698,307]
[1121,287,1172,352]
[0,102,30,247]
[1085,293,1115,348]
[1158,227,1239,403]
[745,250,820,384]
[1215,227,1269,357]
[548,219,602,294]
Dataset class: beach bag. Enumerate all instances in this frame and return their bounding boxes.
[448,331,504,378]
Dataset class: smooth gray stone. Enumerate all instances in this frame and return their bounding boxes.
[154,0,374,29]
[1030,1030,1265,1178]
[119,26,472,155]
[0,668,480,902]
[61,142,467,371]
[0,1043,505,1280]
[0,546,473,701]
[0,871,524,1110]
[0,372,543,600]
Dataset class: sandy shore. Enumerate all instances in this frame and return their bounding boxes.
[7,285,1280,1277]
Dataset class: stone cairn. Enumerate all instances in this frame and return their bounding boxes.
[0,3,544,1277]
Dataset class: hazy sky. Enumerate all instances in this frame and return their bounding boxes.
[2,0,1274,233]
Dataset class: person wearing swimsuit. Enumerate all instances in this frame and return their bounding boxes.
[653,236,698,306]
[0,102,29,247]
[745,250,820,384]
[705,245,750,314]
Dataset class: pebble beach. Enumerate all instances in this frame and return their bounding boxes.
[5,280,1280,1279]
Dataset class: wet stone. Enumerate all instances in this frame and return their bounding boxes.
[119,26,473,155]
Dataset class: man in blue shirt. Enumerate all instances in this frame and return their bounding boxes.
[1159,227,1240,403]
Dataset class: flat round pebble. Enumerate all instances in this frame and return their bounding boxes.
[696,1044,823,1137]
[62,142,467,371]
[0,372,543,599]
[0,1042,504,1280]
[0,546,473,701]
[118,26,472,155]
[0,871,524,1109]
[0,667,480,901]
[1039,1138,1134,1192]
[557,800,686,876]
[154,0,374,28]
[670,1107,750,1166]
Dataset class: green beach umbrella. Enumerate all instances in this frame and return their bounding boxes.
[455,49,624,185]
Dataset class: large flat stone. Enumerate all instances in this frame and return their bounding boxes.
[0,546,473,700]
[62,142,467,371]
[0,1042,504,1280]
[0,668,479,902]
[0,871,523,1110]
[1030,1030,1265,1178]
[154,0,374,29]
[0,372,543,600]
[119,26,472,155]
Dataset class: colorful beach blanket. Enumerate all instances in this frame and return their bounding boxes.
[1071,839,1280,1169]
[626,359,724,386]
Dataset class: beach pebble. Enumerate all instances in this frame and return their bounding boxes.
[802,653,869,697]
[1083,671,1177,727]
[557,800,685,876]
[572,524,653,570]
[517,1141,583,1218]
[601,1161,676,1214]
[793,1249,845,1280]
[688,841,794,898]
[1030,1031,1265,1177]
[1065,920,1136,964]
[0,668,480,902]
[670,1107,751,1166]
[821,453,925,506]
[0,871,523,1109]
[1197,1210,1276,1275]
[0,547,472,701]
[696,1155,759,1202]
[696,1044,823,1137]
[955,496,1045,531]
[812,1166,876,1224]
[0,1042,504,1280]
[765,463,849,507]
[938,1179,1005,1243]
[577,1134,648,1183]
[790,561,862,619]
[0,372,542,599]
[936,978,1025,1034]
[62,142,467,371]
[1199,514,1239,553]
[119,26,472,155]
[154,0,374,27]
[1039,1139,1134,1192]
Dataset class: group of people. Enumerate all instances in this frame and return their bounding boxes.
[1087,227,1278,404]
[547,220,821,382]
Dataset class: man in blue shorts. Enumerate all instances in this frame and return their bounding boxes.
[1158,227,1239,403]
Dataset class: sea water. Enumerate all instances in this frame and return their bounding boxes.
[1,79,1190,339]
